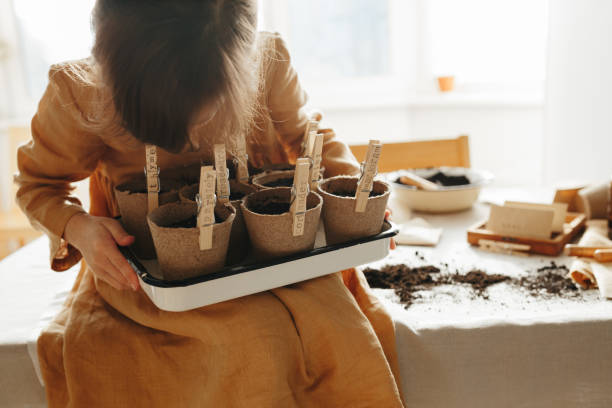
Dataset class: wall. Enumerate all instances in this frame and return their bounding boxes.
[321,100,544,187]
[544,0,612,185]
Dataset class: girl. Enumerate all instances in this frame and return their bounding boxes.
[16,1,403,406]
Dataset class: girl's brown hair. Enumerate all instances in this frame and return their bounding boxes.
[91,0,259,153]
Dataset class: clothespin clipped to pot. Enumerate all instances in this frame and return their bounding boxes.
[291,158,311,237]
[302,117,319,157]
[307,131,324,190]
[234,134,249,183]
[214,144,230,204]
[354,139,382,213]
[145,144,160,214]
[197,166,216,250]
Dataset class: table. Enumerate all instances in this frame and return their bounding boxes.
[1,187,611,407]
[375,188,612,407]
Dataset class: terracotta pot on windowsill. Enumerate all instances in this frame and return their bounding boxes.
[437,76,455,92]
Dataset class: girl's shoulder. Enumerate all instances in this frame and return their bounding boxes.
[45,58,122,137]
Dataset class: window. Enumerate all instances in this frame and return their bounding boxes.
[260,0,549,105]
[11,0,96,107]
[425,0,548,91]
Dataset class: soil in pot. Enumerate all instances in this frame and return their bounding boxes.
[179,180,257,265]
[115,178,180,259]
[317,176,390,245]
[147,201,235,281]
[241,187,322,261]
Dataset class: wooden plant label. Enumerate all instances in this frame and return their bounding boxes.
[235,135,249,183]
[291,158,311,237]
[309,132,324,190]
[354,139,382,213]
[197,166,216,250]
[486,204,554,240]
[145,144,159,214]
[214,144,230,204]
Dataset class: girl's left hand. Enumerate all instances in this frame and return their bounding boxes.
[384,208,396,250]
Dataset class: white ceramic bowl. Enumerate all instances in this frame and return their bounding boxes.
[387,167,494,213]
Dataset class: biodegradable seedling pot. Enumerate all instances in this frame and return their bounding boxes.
[317,176,390,245]
[180,180,257,264]
[251,167,325,190]
[147,201,236,281]
[251,170,296,190]
[241,187,322,261]
[115,179,180,259]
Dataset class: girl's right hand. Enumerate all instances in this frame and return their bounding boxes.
[64,213,139,291]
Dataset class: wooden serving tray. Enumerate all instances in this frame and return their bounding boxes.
[467,212,587,256]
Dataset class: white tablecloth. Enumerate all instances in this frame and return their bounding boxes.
[1,187,612,407]
[378,188,612,408]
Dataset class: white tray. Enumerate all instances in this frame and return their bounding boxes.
[120,221,398,312]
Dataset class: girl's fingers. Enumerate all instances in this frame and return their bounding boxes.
[95,264,129,291]
[107,247,139,291]
[103,219,135,247]
[390,238,397,250]
[99,258,131,290]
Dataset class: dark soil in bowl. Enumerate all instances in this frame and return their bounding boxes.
[264,178,294,188]
[395,171,471,187]
[248,199,291,215]
[167,215,223,228]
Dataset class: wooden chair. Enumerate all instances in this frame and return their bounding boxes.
[0,126,41,260]
[349,135,470,172]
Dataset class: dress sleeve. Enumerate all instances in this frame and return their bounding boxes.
[15,64,107,271]
[266,33,360,177]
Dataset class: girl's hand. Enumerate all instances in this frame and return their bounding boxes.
[384,208,396,250]
[64,213,139,291]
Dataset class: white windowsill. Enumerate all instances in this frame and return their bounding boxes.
[312,90,545,111]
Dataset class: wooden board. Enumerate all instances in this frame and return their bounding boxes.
[467,212,587,256]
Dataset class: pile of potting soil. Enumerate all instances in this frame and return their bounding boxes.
[515,262,578,296]
[364,261,578,308]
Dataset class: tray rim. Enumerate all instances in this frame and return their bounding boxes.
[120,221,398,288]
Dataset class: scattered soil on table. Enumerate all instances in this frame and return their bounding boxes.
[263,178,294,188]
[364,260,578,308]
[167,215,222,228]
[247,199,291,215]
[448,270,510,294]
[515,262,578,296]
[329,189,383,198]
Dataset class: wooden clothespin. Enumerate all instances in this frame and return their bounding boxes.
[308,131,324,190]
[214,144,230,204]
[354,139,382,213]
[197,166,216,250]
[290,158,311,237]
[302,119,319,157]
[234,135,249,183]
[145,144,160,214]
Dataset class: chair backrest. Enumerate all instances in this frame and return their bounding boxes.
[349,135,470,173]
